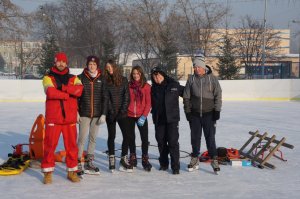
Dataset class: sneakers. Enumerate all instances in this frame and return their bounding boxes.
[119,155,133,172]
[142,154,152,172]
[129,153,137,167]
[187,156,199,172]
[43,172,52,184]
[84,154,100,175]
[77,160,84,176]
[67,171,80,183]
[109,155,115,172]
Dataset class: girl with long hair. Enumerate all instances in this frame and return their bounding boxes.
[127,66,152,171]
[104,59,133,172]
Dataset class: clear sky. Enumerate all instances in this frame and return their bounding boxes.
[11,0,300,52]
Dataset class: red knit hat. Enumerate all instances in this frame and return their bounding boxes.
[55,52,68,64]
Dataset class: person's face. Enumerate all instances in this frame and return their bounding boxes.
[194,66,206,76]
[132,69,141,81]
[105,63,114,75]
[152,72,164,84]
[55,60,67,71]
[88,61,98,74]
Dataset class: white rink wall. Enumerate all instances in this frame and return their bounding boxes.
[0,79,300,102]
[219,79,300,101]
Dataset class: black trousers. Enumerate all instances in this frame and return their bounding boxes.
[190,112,217,158]
[106,117,130,157]
[128,117,149,155]
[155,122,180,170]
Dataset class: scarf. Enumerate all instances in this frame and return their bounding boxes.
[88,70,98,78]
[129,80,143,103]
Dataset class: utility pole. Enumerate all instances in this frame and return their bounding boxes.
[261,0,267,79]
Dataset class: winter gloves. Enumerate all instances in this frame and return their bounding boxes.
[96,115,106,125]
[213,111,220,121]
[185,112,192,122]
[137,116,146,126]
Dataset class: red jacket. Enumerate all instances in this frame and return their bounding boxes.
[128,82,151,118]
[43,67,83,124]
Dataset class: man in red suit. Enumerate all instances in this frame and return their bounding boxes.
[41,52,83,184]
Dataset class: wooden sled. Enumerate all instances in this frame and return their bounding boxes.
[239,130,294,169]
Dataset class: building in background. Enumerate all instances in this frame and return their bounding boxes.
[129,28,298,80]
[0,40,42,79]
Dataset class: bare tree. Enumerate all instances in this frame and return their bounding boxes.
[0,0,23,38]
[175,0,228,56]
[235,16,281,79]
[34,0,119,68]
[111,0,183,78]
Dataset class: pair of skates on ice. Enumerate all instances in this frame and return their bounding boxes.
[107,154,152,173]
[77,154,152,177]
[188,156,220,175]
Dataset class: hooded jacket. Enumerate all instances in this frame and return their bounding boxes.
[183,65,222,115]
[42,66,83,124]
[151,76,184,125]
[128,82,151,118]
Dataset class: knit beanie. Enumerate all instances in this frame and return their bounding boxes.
[86,55,100,67]
[55,52,68,64]
[193,56,206,69]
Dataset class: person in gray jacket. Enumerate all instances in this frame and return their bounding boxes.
[183,56,222,173]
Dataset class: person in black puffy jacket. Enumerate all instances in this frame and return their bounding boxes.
[151,66,184,175]
[104,59,133,172]
[77,55,107,176]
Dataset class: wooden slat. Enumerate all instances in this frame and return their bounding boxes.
[239,151,275,169]
[252,135,276,163]
[239,130,259,153]
[249,131,294,149]
[260,137,286,168]
[246,132,268,156]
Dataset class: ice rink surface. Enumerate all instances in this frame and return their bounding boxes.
[0,101,299,199]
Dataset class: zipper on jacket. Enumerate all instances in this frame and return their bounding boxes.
[200,78,203,117]
[134,99,137,117]
[90,81,94,118]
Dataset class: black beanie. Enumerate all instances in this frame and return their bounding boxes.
[151,66,166,77]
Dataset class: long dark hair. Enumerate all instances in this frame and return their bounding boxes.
[104,59,123,87]
[130,65,147,87]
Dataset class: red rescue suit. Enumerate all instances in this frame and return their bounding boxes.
[41,67,83,172]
